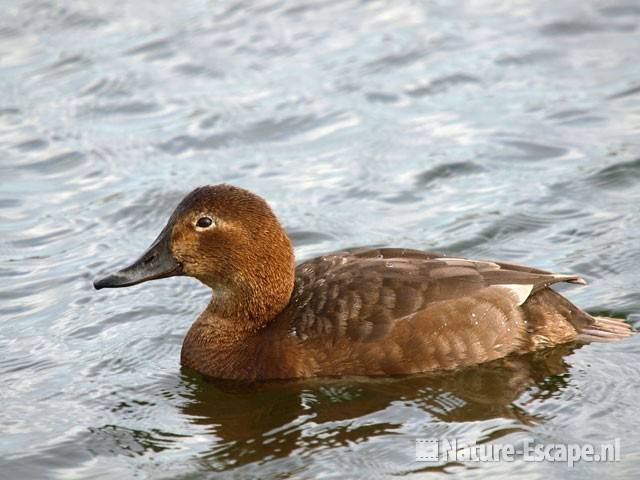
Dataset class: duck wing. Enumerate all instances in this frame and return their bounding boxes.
[288,247,585,344]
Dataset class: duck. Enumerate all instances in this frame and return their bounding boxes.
[94,184,633,380]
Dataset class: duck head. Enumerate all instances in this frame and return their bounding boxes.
[94,185,295,321]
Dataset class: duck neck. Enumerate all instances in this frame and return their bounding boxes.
[181,282,294,379]
[181,226,297,378]
[207,264,295,328]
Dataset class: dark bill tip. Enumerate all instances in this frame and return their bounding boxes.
[94,274,120,290]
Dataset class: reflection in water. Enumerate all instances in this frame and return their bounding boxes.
[177,344,577,471]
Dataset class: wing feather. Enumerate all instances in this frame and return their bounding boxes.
[288,247,585,343]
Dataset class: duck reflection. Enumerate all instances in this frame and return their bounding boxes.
[177,343,578,469]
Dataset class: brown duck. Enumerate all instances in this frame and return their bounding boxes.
[94,184,633,380]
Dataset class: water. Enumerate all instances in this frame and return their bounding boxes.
[1,0,640,478]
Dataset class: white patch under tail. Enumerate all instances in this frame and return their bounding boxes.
[499,284,534,306]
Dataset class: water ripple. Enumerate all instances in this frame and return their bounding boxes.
[21,151,85,175]
[540,20,607,36]
[608,84,640,100]
[497,140,568,161]
[158,111,358,155]
[405,74,480,98]
[414,161,485,187]
[587,157,640,189]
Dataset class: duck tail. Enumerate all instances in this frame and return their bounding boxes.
[525,289,634,343]
[575,315,634,342]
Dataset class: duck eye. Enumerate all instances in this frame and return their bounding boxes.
[196,217,213,229]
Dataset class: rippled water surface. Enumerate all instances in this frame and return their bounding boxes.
[2,0,640,478]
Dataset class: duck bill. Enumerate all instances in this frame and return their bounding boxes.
[93,224,183,290]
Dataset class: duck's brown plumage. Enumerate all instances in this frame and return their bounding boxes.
[94,184,633,380]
